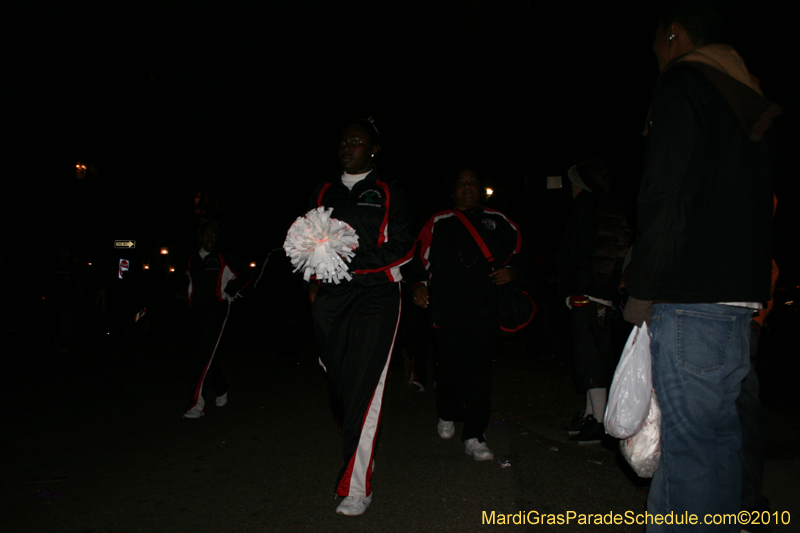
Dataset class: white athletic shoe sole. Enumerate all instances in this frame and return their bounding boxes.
[182,407,205,419]
[464,438,494,461]
[336,494,373,516]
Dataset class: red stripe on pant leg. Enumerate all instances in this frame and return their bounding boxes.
[336,286,402,497]
[335,381,382,497]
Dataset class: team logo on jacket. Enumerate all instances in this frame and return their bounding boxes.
[482,218,497,230]
[358,189,383,207]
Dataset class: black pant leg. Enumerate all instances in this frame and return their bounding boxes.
[435,328,466,423]
[570,301,613,392]
[436,320,498,442]
[314,283,401,498]
[187,302,229,411]
[461,320,497,442]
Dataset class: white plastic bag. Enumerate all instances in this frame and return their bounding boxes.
[604,323,652,439]
[620,392,661,478]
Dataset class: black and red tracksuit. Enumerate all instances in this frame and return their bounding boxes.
[309,170,414,498]
[408,206,522,442]
[185,250,251,415]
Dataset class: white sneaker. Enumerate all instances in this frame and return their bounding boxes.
[407,371,425,392]
[437,419,455,439]
[464,438,494,461]
[215,392,228,407]
[336,494,373,516]
[182,406,205,419]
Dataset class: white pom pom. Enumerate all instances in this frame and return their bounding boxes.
[284,207,359,284]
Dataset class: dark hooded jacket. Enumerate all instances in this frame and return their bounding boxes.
[626,47,780,303]
[557,191,632,302]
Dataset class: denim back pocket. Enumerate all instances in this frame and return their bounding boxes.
[675,309,735,374]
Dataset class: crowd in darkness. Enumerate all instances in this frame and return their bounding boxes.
[27,1,780,531]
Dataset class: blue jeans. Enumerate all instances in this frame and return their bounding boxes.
[737,325,768,514]
[646,304,752,533]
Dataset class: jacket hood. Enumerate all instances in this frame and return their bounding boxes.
[677,44,762,95]
[668,44,782,141]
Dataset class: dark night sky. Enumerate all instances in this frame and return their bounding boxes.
[6,1,797,280]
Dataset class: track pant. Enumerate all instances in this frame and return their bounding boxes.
[313,283,401,498]
[187,301,230,414]
[399,289,432,385]
[435,318,498,443]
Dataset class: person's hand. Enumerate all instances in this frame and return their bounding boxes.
[412,284,429,308]
[490,267,515,286]
[623,296,653,327]
[308,284,320,304]
[223,290,242,302]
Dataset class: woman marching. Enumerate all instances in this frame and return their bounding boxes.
[182,220,251,419]
[306,119,414,516]
[409,167,524,461]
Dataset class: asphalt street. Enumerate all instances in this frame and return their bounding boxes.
[3,304,798,532]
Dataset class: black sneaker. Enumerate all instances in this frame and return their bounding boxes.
[570,415,604,445]
[562,408,587,435]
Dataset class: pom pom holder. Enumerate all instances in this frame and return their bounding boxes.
[284,207,359,284]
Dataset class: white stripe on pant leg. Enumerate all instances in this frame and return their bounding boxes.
[189,300,231,411]
[348,285,402,497]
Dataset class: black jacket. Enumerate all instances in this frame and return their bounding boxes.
[626,61,777,303]
[309,169,415,287]
[408,206,523,328]
[557,191,631,302]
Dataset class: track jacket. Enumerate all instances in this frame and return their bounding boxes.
[409,206,522,328]
[187,250,251,306]
[309,169,415,286]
